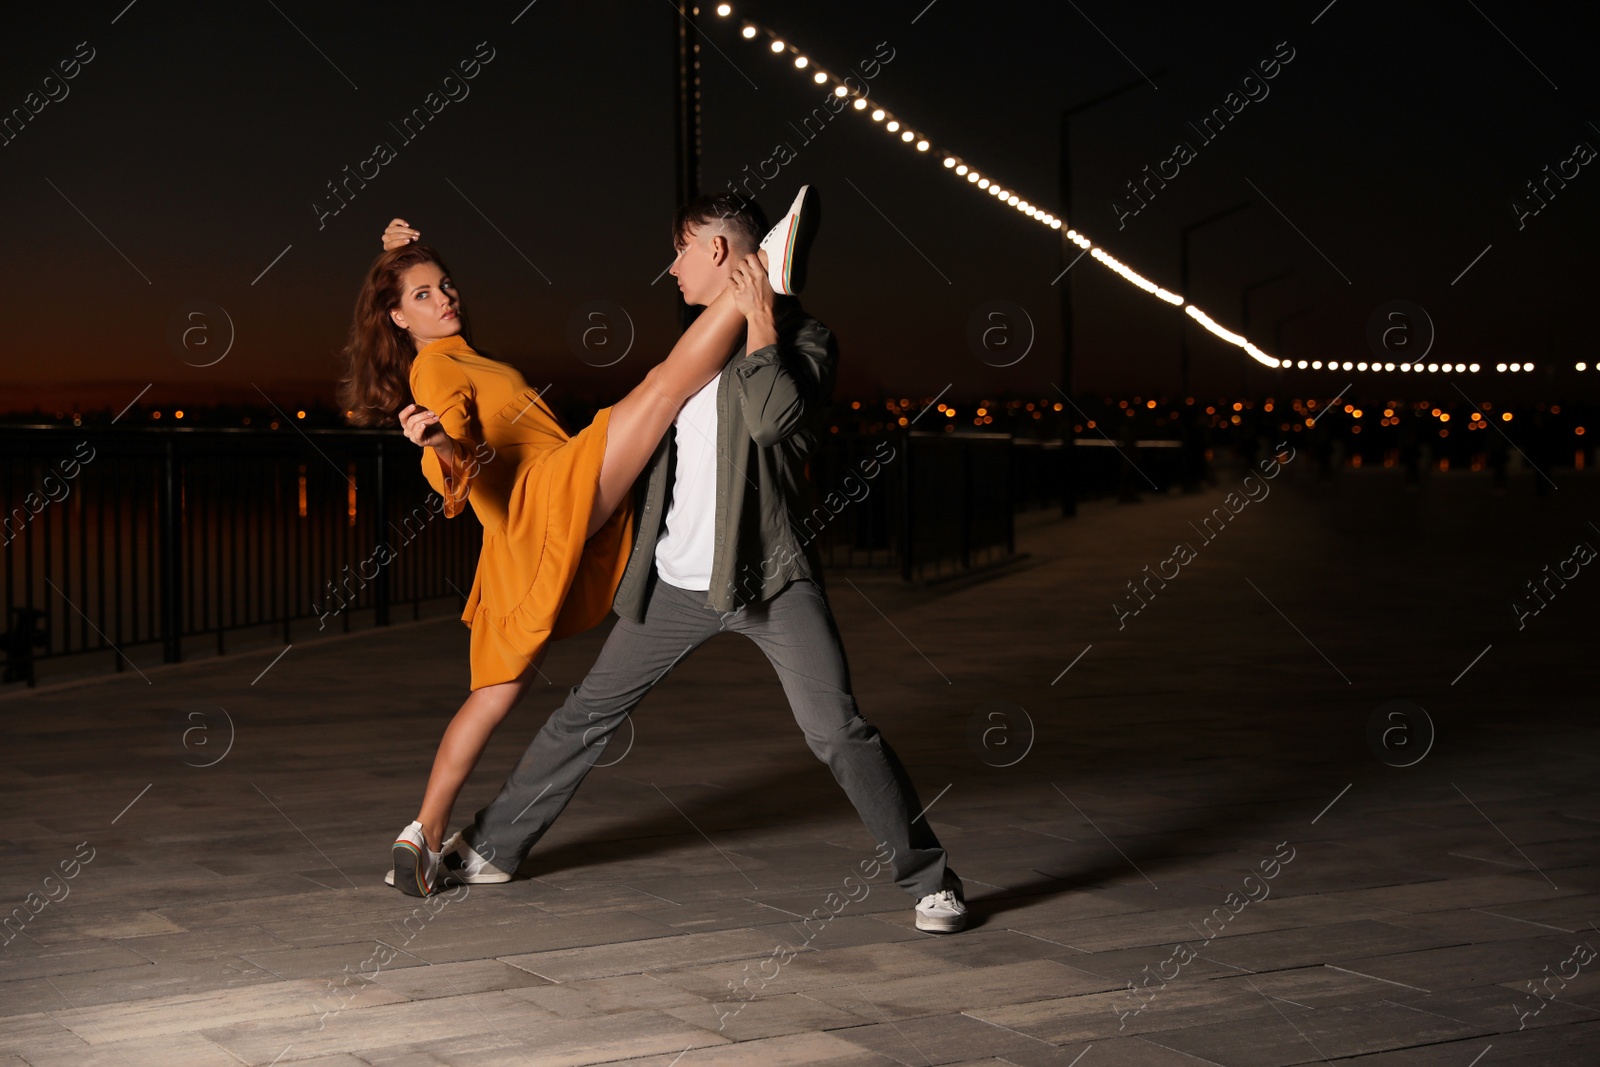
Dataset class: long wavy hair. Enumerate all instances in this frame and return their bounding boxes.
[337,244,472,427]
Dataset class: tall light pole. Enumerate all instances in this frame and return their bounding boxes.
[1058,72,1163,517]
[1241,270,1292,396]
[1275,306,1317,356]
[673,2,701,207]
[674,2,702,329]
[1178,201,1250,396]
[1241,270,1293,336]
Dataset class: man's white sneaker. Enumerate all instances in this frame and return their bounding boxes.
[758,185,821,295]
[390,821,441,898]
[915,888,968,933]
[437,830,511,884]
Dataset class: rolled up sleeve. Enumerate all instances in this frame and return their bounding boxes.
[411,355,479,519]
[734,320,837,448]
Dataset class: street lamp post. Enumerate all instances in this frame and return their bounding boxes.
[1058,72,1163,517]
[1178,202,1251,395]
[674,2,702,330]
[1242,270,1293,336]
[1275,306,1317,356]
[673,1,701,207]
[1241,269,1292,395]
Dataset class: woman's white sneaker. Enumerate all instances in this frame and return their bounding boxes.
[915,888,968,933]
[391,821,441,898]
[758,185,821,295]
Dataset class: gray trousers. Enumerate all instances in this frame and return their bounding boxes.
[461,576,956,899]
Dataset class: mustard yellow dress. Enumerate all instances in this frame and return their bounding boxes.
[407,335,632,690]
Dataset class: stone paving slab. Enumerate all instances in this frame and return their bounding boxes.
[804,959,1116,1022]
[13,1031,243,1067]
[1139,998,1496,1064]
[500,929,798,985]
[612,1030,894,1066]
[507,973,704,1019]
[0,954,277,1016]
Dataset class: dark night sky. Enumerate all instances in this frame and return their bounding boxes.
[2,0,1595,414]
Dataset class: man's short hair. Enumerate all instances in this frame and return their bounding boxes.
[673,194,770,254]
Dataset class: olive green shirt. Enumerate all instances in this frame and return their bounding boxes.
[612,303,839,621]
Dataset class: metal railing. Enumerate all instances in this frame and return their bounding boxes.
[804,430,1018,580]
[2,424,1171,683]
[1,427,482,685]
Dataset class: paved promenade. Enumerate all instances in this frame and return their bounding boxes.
[2,458,1596,1065]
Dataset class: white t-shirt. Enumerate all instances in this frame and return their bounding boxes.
[654,373,720,590]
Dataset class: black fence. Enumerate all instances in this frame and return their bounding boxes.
[806,431,1016,580]
[1,424,1174,684]
[1,427,483,685]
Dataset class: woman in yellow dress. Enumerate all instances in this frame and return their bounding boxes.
[337,189,817,895]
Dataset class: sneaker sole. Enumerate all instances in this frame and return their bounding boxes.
[391,840,430,898]
[766,187,821,295]
[384,864,511,888]
[915,912,968,934]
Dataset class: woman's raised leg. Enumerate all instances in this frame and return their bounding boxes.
[586,281,749,537]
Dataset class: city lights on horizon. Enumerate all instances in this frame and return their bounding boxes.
[15,389,1594,444]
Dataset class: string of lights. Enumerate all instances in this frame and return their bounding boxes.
[708,4,1535,376]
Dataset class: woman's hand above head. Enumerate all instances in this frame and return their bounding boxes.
[398,403,449,450]
[383,218,421,252]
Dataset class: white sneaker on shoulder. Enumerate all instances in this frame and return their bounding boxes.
[915,888,968,933]
[758,185,821,295]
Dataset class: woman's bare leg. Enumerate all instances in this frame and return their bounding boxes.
[414,648,545,850]
[586,281,749,538]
